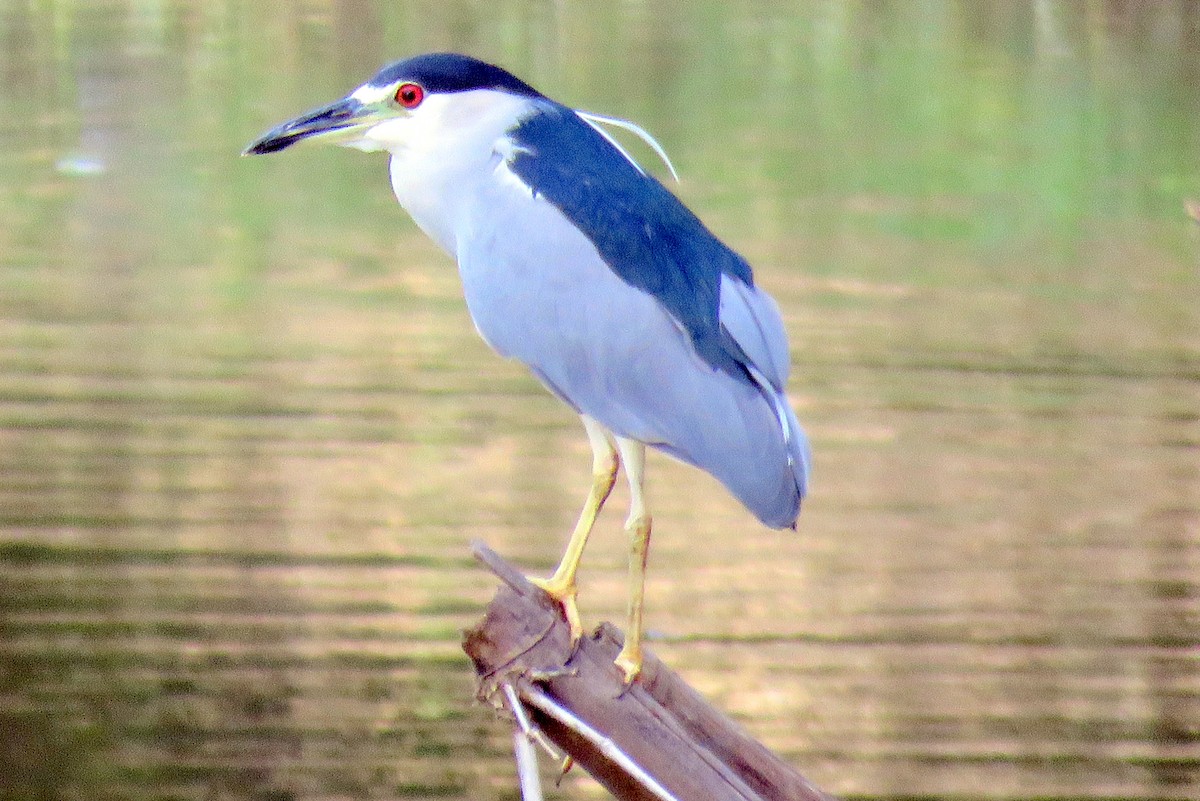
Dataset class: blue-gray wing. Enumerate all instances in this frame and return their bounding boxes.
[718,274,811,497]
[456,138,808,527]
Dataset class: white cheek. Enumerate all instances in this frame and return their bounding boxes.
[356,117,406,150]
[364,113,454,156]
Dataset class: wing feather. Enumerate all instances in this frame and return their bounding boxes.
[459,104,811,523]
[718,274,791,391]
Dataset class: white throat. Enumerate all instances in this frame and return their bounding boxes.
[366,89,538,254]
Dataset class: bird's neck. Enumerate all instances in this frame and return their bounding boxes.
[386,92,540,256]
[387,154,466,254]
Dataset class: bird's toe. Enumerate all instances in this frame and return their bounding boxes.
[528,575,584,645]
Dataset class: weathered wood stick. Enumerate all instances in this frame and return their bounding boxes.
[463,541,837,801]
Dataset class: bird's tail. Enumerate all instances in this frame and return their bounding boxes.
[699,383,809,532]
[780,398,811,528]
[744,371,810,529]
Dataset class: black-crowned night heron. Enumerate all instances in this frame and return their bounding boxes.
[245,53,810,684]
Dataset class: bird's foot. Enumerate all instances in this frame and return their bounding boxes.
[526,665,577,683]
[527,575,584,646]
[613,643,642,688]
[555,756,575,786]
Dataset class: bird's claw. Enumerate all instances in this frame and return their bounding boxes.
[526,666,578,683]
[530,573,644,692]
[613,646,642,692]
[528,575,585,646]
[556,756,575,785]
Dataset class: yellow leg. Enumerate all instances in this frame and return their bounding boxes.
[612,437,651,685]
[529,416,619,643]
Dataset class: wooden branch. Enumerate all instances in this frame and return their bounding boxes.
[462,541,838,801]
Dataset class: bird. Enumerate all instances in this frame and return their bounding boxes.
[244,53,810,684]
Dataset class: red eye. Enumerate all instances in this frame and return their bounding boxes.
[395,82,424,109]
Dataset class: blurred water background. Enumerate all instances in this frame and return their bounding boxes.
[1,1,1198,799]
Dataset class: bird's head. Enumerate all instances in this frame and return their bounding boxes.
[243,53,544,158]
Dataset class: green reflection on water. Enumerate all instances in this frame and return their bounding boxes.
[0,2,1197,801]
